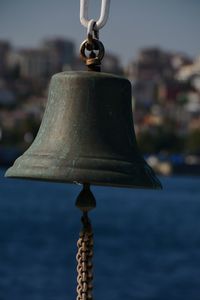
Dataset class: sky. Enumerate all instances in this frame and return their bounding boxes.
[0,0,200,66]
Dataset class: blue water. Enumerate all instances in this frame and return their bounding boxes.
[0,169,200,300]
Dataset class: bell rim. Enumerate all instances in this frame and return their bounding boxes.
[5,172,162,190]
[5,155,162,190]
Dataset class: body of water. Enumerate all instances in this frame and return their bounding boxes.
[0,168,200,300]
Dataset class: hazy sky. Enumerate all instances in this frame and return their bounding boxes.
[0,0,200,65]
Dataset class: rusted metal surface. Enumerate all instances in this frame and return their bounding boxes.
[80,38,104,72]
[5,71,162,189]
[76,184,95,300]
[76,213,94,300]
[80,19,104,72]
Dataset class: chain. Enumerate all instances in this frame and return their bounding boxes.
[75,184,96,300]
[80,0,111,31]
[76,212,94,300]
[79,0,110,71]
[79,23,104,72]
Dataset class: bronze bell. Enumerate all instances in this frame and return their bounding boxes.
[5,71,161,189]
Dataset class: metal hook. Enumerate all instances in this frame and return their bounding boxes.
[80,0,111,30]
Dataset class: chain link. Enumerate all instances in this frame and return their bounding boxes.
[76,212,94,300]
[80,0,111,31]
[79,0,109,71]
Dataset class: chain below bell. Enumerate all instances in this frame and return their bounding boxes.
[5,71,162,189]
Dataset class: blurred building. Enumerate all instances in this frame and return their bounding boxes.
[42,38,75,74]
[0,41,10,77]
[157,80,193,103]
[127,48,175,109]
[7,38,75,79]
[127,48,195,109]
[133,79,157,108]
[101,52,123,74]
[176,56,200,81]
[9,49,50,79]
[127,47,174,81]
[0,87,16,108]
[170,52,192,72]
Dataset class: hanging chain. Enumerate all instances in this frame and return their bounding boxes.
[76,212,94,300]
[80,0,111,31]
[75,184,96,300]
[79,0,111,71]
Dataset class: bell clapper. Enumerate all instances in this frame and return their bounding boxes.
[75,184,96,300]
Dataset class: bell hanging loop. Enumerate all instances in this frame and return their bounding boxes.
[79,0,110,71]
[80,14,105,71]
[80,38,105,71]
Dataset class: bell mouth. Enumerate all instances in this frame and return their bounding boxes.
[5,154,162,190]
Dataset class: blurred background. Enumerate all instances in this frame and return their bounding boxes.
[0,1,200,300]
[0,0,200,173]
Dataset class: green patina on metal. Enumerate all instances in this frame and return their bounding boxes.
[5,71,162,189]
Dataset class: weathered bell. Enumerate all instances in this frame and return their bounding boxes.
[5,71,161,189]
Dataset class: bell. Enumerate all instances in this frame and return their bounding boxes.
[5,71,161,189]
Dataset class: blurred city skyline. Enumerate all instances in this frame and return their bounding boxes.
[0,0,200,65]
[0,0,200,174]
